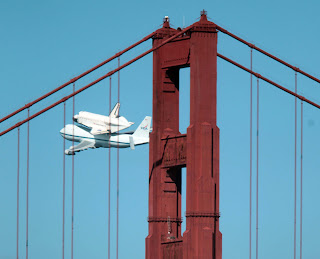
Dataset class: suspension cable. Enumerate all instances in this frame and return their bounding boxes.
[300,101,303,259]
[17,127,20,259]
[62,102,66,259]
[117,57,120,259]
[249,48,253,259]
[108,77,112,259]
[0,31,155,124]
[216,54,320,110]
[294,72,297,259]
[0,25,193,137]
[26,108,30,259]
[256,78,259,259]
[71,83,75,259]
[216,25,320,84]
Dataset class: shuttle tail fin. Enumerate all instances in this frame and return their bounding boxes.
[110,103,120,118]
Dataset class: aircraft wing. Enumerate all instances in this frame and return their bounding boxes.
[65,140,96,155]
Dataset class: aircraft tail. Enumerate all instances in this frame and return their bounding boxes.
[132,116,152,140]
[110,103,120,118]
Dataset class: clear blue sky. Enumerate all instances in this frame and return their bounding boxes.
[1,0,320,258]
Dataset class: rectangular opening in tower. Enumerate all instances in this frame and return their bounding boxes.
[179,67,190,234]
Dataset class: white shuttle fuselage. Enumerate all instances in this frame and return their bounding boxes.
[73,103,134,135]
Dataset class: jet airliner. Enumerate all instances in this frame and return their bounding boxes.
[60,116,151,155]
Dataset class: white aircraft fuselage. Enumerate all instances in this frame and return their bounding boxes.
[61,125,142,149]
[60,116,151,155]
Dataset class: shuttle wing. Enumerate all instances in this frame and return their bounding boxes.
[90,126,109,135]
[74,116,95,129]
[90,123,132,135]
[65,140,96,155]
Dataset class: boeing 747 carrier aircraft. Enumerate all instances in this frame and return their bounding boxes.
[60,116,151,155]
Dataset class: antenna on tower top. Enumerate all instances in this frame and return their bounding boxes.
[201,9,207,16]
[163,16,170,28]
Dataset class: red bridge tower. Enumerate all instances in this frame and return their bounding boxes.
[146,11,222,259]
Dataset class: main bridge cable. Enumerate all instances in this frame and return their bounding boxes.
[0,25,193,137]
[216,25,320,84]
[216,54,320,110]
[3,24,317,125]
[0,32,156,124]
[218,52,308,258]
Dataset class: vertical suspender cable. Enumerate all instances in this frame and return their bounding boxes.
[300,101,303,259]
[256,78,259,259]
[71,83,75,259]
[249,48,253,259]
[108,77,112,259]
[116,57,120,259]
[294,72,297,259]
[62,102,66,259]
[17,127,20,259]
[26,108,30,259]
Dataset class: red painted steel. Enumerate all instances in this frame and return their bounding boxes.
[161,135,187,168]
[71,83,75,259]
[184,13,222,259]
[62,102,66,259]
[0,26,192,137]
[216,25,320,84]
[256,79,259,259]
[249,48,253,259]
[0,32,155,124]
[116,57,120,259]
[299,108,303,259]
[294,72,297,259]
[147,12,222,259]
[26,109,30,259]
[146,17,184,259]
[17,128,20,259]
[108,77,111,259]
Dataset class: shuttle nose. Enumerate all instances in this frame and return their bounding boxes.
[73,115,78,123]
[60,127,66,136]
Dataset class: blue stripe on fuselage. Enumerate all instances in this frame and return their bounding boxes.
[62,133,130,145]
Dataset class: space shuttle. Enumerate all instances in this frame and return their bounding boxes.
[73,103,134,135]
